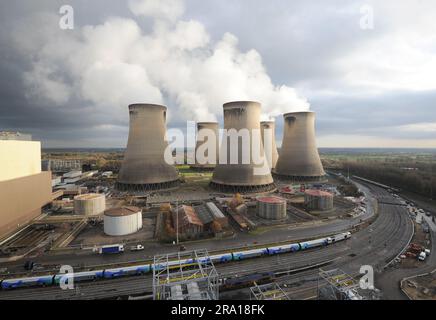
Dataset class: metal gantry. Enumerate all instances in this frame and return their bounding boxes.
[152,249,219,300]
[250,282,290,300]
[317,268,380,300]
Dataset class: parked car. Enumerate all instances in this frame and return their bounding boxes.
[418,252,427,261]
[130,244,144,251]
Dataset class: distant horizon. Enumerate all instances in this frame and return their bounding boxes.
[41,147,436,152]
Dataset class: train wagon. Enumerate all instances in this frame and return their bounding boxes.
[232,248,265,260]
[1,275,54,289]
[328,232,351,244]
[221,272,275,290]
[267,244,290,255]
[53,270,104,284]
[299,238,328,250]
[208,253,233,263]
[103,265,150,278]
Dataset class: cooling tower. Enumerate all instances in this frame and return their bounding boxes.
[191,122,219,170]
[260,121,279,170]
[273,111,326,181]
[116,104,180,192]
[210,101,275,193]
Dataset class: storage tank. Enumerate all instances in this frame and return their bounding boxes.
[191,122,219,170]
[73,193,106,216]
[260,121,279,170]
[116,104,180,192]
[104,206,143,236]
[274,112,325,181]
[304,189,334,211]
[210,101,275,193]
[257,196,287,220]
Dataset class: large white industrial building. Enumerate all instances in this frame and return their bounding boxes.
[0,136,52,238]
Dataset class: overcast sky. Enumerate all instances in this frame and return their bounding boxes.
[0,0,435,148]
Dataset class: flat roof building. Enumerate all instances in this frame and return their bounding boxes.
[0,139,52,238]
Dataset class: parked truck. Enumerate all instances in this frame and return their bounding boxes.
[98,244,124,254]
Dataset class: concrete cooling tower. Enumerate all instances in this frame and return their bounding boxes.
[274,111,326,181]
[260,121,279,170]
[191,122,220,170]
[210,101,276,193]
[116,104,180,192]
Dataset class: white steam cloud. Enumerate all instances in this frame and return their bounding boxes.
[15,0,309,123]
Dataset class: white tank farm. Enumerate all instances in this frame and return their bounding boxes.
[257,196,287,220]
[74,193,106,216]
[104,206,143,236]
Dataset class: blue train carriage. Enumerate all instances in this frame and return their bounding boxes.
[152,258,197,272]
[299,238,329,250]
[207,253,233,264]
[286,242,301,252]
[1,275,54,289]
[232,248,266,260]
[53,270,104,284]
[267,244,291,255]
[103,265,150,278]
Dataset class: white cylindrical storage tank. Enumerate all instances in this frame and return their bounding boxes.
[74,193,106,216]
[104,206,143,236]
[257,196,287,220]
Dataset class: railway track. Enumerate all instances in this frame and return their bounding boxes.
[0,181,414,300]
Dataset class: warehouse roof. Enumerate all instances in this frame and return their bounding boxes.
[178,205,203,226]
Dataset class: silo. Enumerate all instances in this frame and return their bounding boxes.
[74,193,106,216]
[304,189,334,211]
[191,122,219,170]
[104,206,143,236]
[116,104,180,192]
[210,101,275,193]
[260,121,279,170]
[257,196,287,220]
[274,112,325,181]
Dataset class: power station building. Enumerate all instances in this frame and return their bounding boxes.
[274,111,326,181]
[260,121,279,170]
[0,136,52,238]
[191,122,219,170]
[104,206,143,236]
[211,101,276,193]
[74,193,106,216]
[116,104,180,192]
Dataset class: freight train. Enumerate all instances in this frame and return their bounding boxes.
[0,232,351,290]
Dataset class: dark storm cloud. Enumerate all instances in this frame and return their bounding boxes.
[0,0,435,147]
